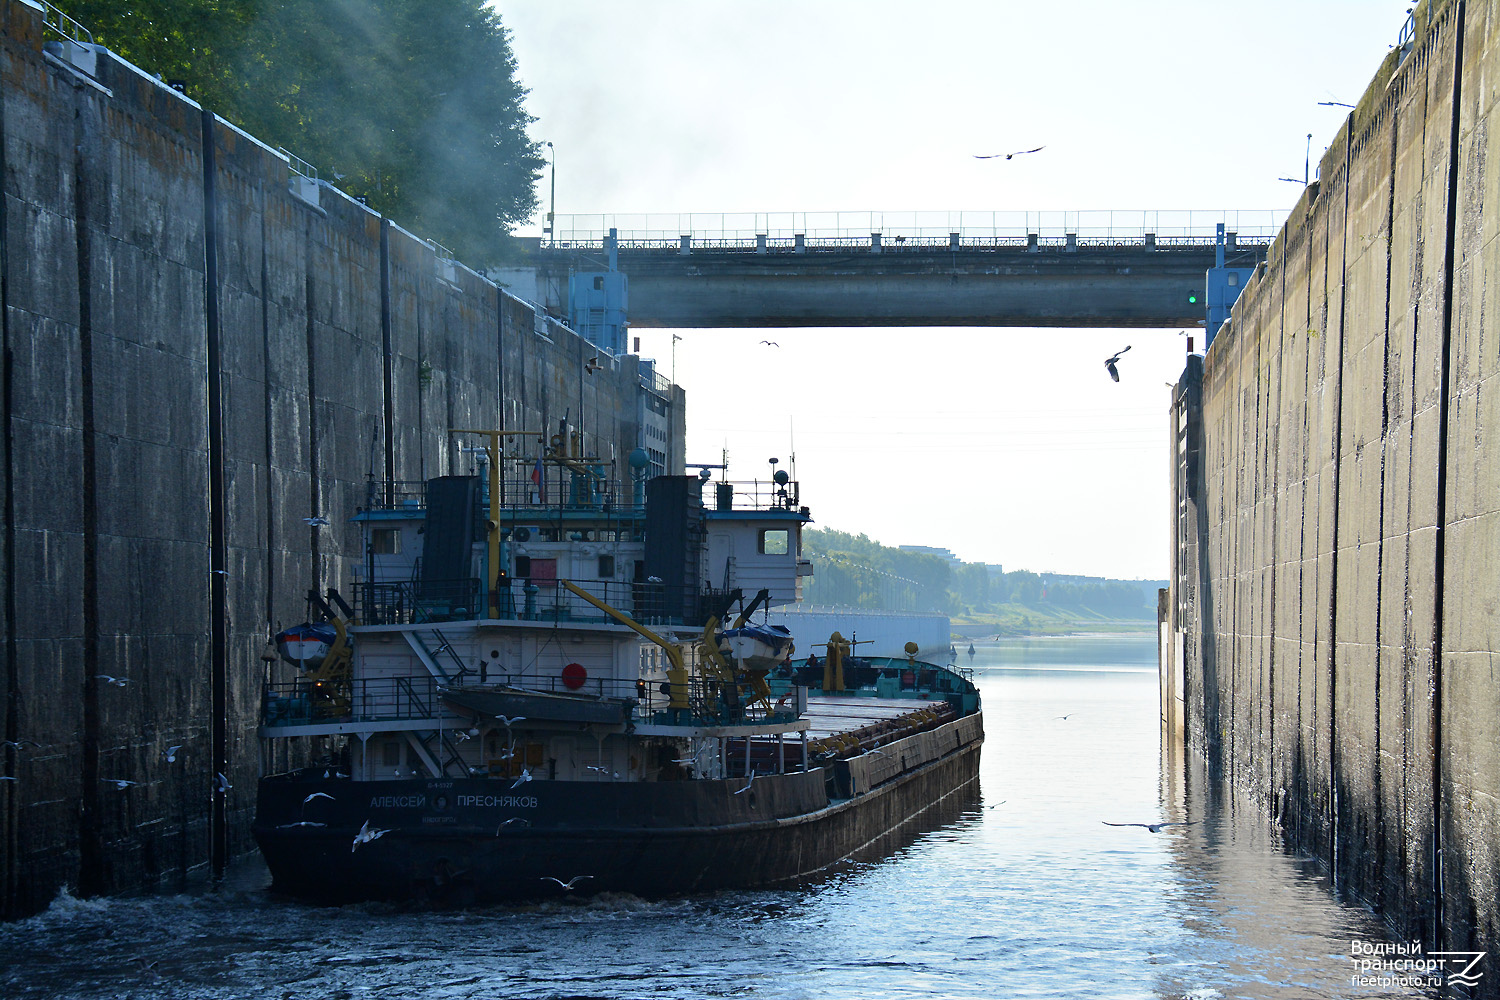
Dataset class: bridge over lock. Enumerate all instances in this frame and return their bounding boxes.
[522,211,1279,336]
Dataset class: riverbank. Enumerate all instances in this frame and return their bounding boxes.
[950,603,1156,639]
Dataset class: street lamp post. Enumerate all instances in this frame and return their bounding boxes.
[545,141,556,244]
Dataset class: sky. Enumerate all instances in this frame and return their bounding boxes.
[497,1,1414,580]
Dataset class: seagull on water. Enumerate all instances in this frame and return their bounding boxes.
[974,146,1045,160]
[1102,821,1198,833]
[541,874,594,891]
[95,674,128,687]
[1105,345,1132,383]
[352,819,390,851]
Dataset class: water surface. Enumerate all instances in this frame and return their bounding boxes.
[0,635,1431,999]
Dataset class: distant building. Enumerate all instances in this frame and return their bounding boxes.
[898,544,961,566]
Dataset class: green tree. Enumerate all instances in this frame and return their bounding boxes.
[62,0,543,263]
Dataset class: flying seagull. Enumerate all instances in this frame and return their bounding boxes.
[351,819,390,851]
[541,874,594,891]
[95,674,128,687]
[498,817,531,831]
[1105,345,1132,382]
[510,768,533,790]
[302,515,330,527]
[104,779,138,789]
[277,821,327,829]
[163,745,183,762]
[734,771,757,795]
[215,772,232,794]
[2,739,40,750]
[760,340,780,347]
[974,146,1045,160]
[303,791,335,805]
[494,714,526,728]
[1102,821,1198,833]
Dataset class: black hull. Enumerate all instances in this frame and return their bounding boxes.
[254,719,983,903]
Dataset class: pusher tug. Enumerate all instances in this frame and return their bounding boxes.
[253,428,982,902]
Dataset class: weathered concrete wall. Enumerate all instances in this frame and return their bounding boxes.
[1169,0,1500,971]
[0,0,673,916]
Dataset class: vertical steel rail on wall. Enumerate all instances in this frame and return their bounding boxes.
[73,76,104,898]
[0,6,17,912]
[1429,0,1465,950]
[200,110,229,879]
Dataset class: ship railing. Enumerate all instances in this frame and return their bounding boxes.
[355,578,484,625]
[470,671,798,727]
[353,577,709,627]
[261,675,441,728]
[261,668,799,731]
[704,478,804,514]
[357,477,647,518]
[363,479,428,511]
[489,480,645,518]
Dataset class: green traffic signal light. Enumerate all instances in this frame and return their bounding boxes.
[1188,291,1201,305]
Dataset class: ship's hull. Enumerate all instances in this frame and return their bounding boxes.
[254,714,982,903]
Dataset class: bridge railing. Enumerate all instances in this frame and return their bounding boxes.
[542,210,1284,247]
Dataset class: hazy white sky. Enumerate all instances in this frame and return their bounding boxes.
[497,1,1411,579]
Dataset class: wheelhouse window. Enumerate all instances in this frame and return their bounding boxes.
[759,529,789,555]
[371,528,402,555]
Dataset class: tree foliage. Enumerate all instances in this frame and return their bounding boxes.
[802,527,1156,620]
[62,0,544,262]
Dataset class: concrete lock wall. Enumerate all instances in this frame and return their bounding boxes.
[1167,0,1500,963]
[0,0,676,916]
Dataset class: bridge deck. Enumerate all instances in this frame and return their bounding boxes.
[528,240,1271,329]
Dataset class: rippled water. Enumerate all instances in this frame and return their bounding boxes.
[0,635,1432,999]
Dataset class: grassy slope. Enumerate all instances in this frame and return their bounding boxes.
[949,602,1157,638]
